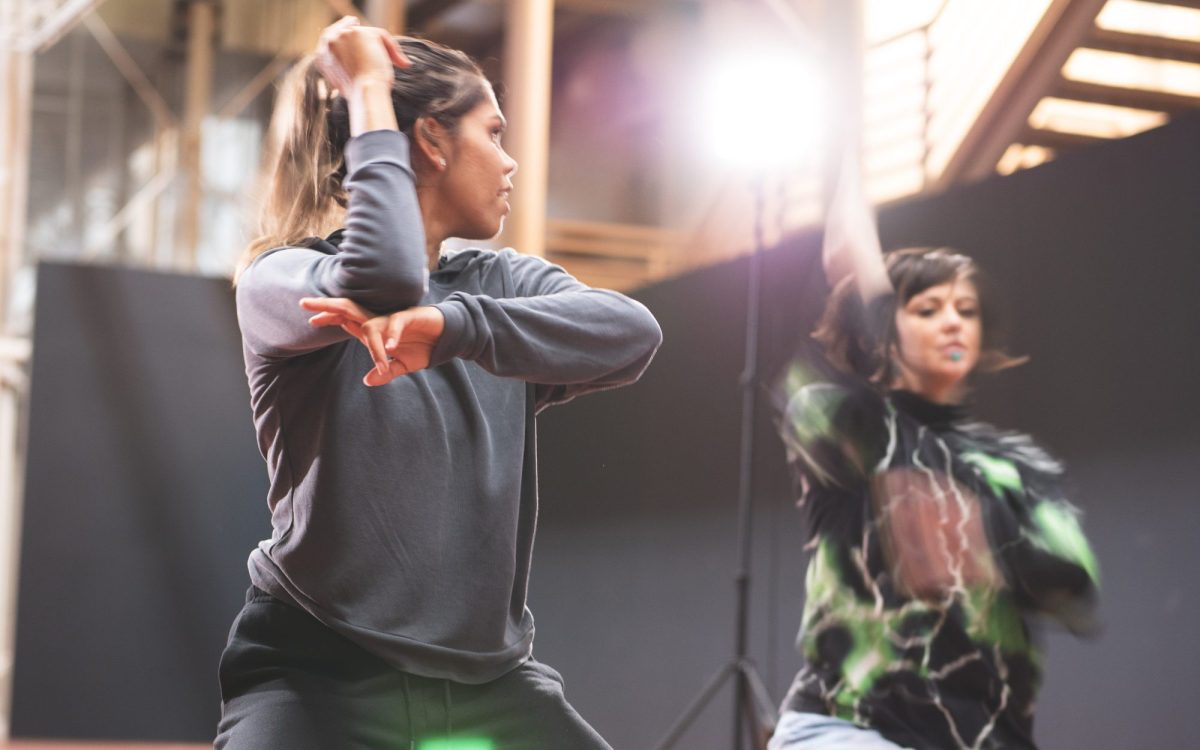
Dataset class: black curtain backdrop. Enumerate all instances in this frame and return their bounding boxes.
[11,264,268,740]
[13,112,1200,746]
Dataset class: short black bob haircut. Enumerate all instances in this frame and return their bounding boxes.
[813,247,1027,386]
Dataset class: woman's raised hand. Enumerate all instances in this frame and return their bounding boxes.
[315,16,409,95]
[823,143,891,300]
[301,297,446,387]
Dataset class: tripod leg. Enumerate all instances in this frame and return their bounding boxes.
[737,660,780,750]
[652,661,739,750]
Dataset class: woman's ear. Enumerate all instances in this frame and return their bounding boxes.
[412,116,449,172]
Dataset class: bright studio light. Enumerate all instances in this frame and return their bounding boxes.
[699,50,825,169]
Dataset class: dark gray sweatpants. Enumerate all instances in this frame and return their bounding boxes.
[214,587,611,750]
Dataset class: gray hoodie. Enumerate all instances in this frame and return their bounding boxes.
[235,129,662,683]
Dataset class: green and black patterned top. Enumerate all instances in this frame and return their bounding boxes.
[778,366,1099,750]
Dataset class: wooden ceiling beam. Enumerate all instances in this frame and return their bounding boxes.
[556,0,698,18]
[934,0,1109,190]
[1055,76,1200,113]
[1019,125,1107,150]
[1138,0,1200,10]
[1086,27,1200,64]
[27,0,107,51]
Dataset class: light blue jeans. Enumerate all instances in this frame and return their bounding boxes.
[768,711,914,750]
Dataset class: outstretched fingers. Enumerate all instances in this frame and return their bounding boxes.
[301,296,370,322]
[381,32,411,69]
[306,311,346,328]
[297,304,436,386]
[301,297,372,349]
[385,311,408,353]
[363,324,390,377]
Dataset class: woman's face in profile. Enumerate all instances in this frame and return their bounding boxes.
[891,274,982,400]
[438,85,518,240]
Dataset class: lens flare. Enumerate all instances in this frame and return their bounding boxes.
[698,50,825,168]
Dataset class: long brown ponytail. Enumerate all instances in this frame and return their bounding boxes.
[235,36,488,282]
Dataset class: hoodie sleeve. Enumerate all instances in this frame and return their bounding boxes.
[779,377,889,492]
[429,250,662,410]
[971,453,1101,635]
[236,129,428,358]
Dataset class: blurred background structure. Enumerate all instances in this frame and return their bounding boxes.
[2,0,1200,746]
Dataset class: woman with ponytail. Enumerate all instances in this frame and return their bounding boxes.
[216,17,660,749]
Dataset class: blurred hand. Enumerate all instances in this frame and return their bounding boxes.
[822,143,890,299]
[315,16,409,95]
[301,297,445,386]
[824,149,873,279]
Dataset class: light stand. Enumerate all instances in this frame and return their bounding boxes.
[652,174,778,750]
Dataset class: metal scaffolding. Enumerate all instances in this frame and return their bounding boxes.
[0,0,306,735]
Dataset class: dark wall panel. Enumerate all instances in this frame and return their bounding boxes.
[12,264,268,740]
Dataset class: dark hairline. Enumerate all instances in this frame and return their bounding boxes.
[812,247,1026,384]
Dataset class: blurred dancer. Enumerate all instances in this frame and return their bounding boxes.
[770,150,1099,750]
[216,17,660,749]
